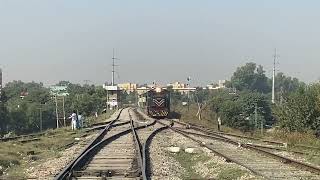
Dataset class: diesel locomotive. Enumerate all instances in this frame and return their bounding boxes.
[140,87,170,118]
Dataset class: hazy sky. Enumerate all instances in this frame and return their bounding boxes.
[1,0,320,86]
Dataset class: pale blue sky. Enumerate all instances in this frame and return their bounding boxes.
[0,0,320,86]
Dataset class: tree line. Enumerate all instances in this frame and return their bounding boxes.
[0,81,108,136]
[173,62,318,134]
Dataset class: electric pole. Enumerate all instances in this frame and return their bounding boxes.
[39,104,43,132]
[112,48,117,86]
[187,76,191,110]
[55,96,59,128]
[272,48,278,104]
[254,103,258,129]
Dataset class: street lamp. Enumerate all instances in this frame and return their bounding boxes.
[187,77,191,110]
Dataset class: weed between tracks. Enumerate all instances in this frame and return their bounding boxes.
[170,151,206,179]
[174,104,320,167]
[0,128,85,179]
[170,151,248,180]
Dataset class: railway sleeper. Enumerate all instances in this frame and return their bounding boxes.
[72,168,140,178]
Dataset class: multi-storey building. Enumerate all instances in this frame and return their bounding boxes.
[167,81,196,94]
[207,80,226,90]
[117,83,137,94]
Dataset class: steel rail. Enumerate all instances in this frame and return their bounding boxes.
[173,120,286,146]
[56,120,131,151]
[54,108,124,180]
[129,109,144,178]
[56,109,156,180]
[176,126,320,175]
[84,120,131,133]
[0,132,46,142]
[142,125,169,180]
[176,127,306,154]
[157,121,268,179]
[68,119,156,179]
[135,108,170,180]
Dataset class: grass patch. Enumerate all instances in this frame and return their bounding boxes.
[174,104,320,148]
[170,151,210,179]
[0,111,115,179]
[0,127,85,178]
[217,168,247,180]
[86,110,115,126]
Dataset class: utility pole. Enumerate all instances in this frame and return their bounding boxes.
[62,96,66,127]
[76,94,79,115]
[261,117,264,135]
[39,104,43,132]
[112,48,117,86]
[254,103,258,129]
[187,76,191,110]
[272,48,278,104]
[55,96,59,128]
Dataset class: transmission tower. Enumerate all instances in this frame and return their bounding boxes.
[272,49,279,104]
[111,48,119,86]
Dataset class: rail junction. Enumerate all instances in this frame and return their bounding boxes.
[53,108,320,180]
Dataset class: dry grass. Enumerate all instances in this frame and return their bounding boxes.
[0,111,115,179]
[173,104,320,165]
[172,104,218,128]
[0,127,85,178]
[86,110,115,126]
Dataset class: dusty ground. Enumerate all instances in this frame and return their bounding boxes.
[149,125,256,180]
[26,133,97,179]
[0,110,119,179]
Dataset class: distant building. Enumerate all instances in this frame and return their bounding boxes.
[103,84,121,110]
[117,83,137,94]
[136,86,150,95]
[167,81,196,94]
[167,81,187,89]
[207,80,226,90]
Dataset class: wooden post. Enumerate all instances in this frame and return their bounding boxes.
[55,96,59,128]
[63,96,66,127]
[39,105,42,132]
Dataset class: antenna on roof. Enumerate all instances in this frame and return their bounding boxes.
[111,48,119,86]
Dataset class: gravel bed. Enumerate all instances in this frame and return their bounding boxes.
[26,133,97,179]
[24,109,124,179]
[149,125,257,179]
[193,146,257,179]
[149,130,186,180]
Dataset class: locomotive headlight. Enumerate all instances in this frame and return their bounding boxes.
[155,87,162,93]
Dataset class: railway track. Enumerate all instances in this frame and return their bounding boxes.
[51,109,320,179]
[0,114,117,143]
[0,132,46,142]
[54,108,169,180]
[171,120,313,155]
[164,119,320,180]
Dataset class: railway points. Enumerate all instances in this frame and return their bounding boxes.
[167,119,320,180]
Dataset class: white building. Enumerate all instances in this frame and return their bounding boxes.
[103,84,121,109]
[207,80,226,90]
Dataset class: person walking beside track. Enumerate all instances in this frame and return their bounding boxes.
[217,117,221,131]
[78,113,84,128]
[68,111,78,130]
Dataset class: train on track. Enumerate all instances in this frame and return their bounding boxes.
[139,87,170,118]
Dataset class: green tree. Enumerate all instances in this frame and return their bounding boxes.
[211,90,272,131]
[274,85,320,132]
[273,72,305,103]
[230,62,270,93]
[0,91,9,135]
